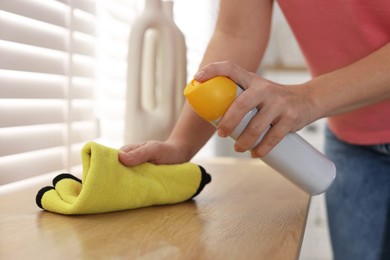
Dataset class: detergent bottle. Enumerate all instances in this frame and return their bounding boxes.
[184,76,336,195]
[125,0,186,144]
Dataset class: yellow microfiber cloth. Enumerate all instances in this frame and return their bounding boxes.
[36,142,211,215]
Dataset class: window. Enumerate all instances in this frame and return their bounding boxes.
[0,0,217,186]
[0,0,98,185]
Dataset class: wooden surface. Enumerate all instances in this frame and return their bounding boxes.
[0,158,310,260]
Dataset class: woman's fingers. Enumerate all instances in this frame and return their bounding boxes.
[119,142,155,166]
[195,61,253,89]
[193,61,313,157]
[118,141,188,167]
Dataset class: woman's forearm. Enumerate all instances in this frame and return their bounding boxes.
[307,43,390,120]
[167,0,273,159]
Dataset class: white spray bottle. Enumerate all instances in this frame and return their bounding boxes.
[184,76,336,195]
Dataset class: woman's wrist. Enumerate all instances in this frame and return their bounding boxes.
[298,79,328,123]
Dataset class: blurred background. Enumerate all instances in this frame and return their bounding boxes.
[0,0,332,259]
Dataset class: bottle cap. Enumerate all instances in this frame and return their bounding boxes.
[184,76,237,121]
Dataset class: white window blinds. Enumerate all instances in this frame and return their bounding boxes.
[0,0,98,185]
[94,0,140,148]
[0,0,217,186]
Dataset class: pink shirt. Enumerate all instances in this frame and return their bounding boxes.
[277,0,390,144]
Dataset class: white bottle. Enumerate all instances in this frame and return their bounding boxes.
[125,0,186,144]
[184,76,336,195]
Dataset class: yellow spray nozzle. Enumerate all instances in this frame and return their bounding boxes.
[183,76,237,121]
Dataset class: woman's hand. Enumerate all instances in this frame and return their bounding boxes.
[119,140,190,166]
[194,61,316,157]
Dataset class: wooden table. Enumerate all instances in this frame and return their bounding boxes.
[0,158,310,260]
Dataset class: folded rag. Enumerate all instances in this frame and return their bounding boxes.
[36,142,211,215]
